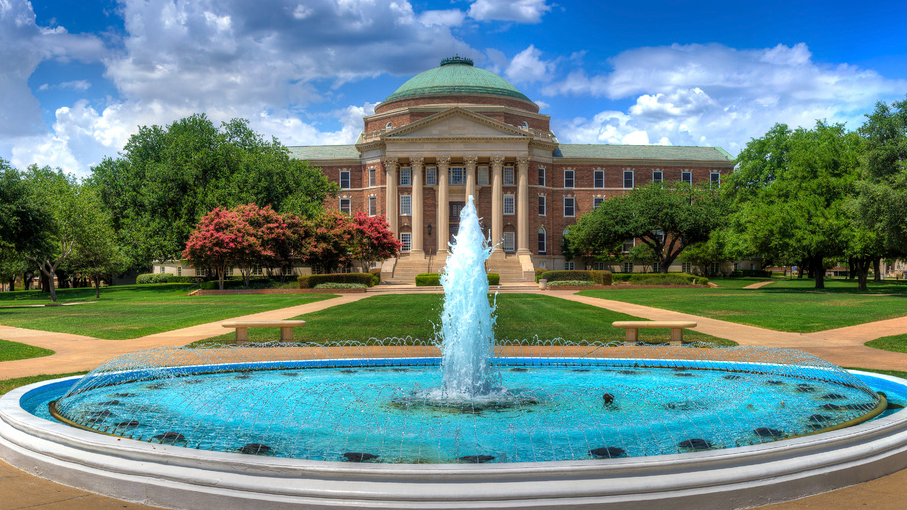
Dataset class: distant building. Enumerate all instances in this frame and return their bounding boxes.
[285,57,735,282]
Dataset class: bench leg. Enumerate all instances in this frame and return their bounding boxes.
[235,327,248,344]
[280,327,294,342]
[624,328,639,345]
[670,328,683,346]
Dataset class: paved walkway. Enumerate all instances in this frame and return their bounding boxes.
[3,284,907,510]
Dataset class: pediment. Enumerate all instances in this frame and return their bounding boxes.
[383,107,530,140]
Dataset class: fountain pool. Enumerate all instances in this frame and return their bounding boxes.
[3,196,907,509]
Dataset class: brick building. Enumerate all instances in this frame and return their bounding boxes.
[289,57,736,282]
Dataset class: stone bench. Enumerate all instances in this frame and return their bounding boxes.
[221,320,307,343]
[612,321,697,346]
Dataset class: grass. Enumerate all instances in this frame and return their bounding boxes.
[0,339,54,362]
[190,294,733,347]
[579,278,907,333]
[0,284,335,339]
[0,371,88,396]
[865,334,907,354]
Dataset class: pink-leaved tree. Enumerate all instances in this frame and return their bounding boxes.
[350,211,401,272]
[183,206,258,290]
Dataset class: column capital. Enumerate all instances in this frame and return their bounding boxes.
[463,155,479,168]
[517,156,530,168]
[490,155,505,168]
[410,157,424,170]
[436,156,450,169]
[385,156,398,169]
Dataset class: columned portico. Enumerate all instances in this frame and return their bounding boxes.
[516,155,530,254]
[385,157,398,235]
[490,156,504,247]
[436,156,450,255]
[410,157,424,255]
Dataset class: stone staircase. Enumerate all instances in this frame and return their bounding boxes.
[385,254,431,284]
[486,253,533,283]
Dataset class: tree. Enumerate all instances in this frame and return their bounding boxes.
[20,166,96,302]
[349,212,401,271]
[568,182,726,273]
[303,211,357,274]
[183,207,255,290]
[90,114,338,270]
[628,243,657,273]
[66,189,128,298]
[729,122,861,289]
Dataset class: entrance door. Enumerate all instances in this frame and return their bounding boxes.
[449,201,465,244]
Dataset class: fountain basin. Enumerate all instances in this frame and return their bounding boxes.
[3,361,907,510]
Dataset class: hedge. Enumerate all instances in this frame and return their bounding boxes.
[730,269,772,277]
[534,268,546,283]
[369,268,382,286]
[298,273,375,289]
[415,273,501,287]
[199,277,274,290]
[314,282,368,289]
[547,280,595,287]
[612,273,709,286]
[136,273,170,284]
[590,270,613,286]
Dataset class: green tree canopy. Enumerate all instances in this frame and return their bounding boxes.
[90,114,338,269]
[567,182,726,273]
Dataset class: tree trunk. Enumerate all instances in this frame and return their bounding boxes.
[847,257,855,279]
[38,263,58,302]
[93,275,101,299]
[22,273,31,290]
[218,269,225,290]
[874,258,882,282]
[7,277,14,292]
[854,259,869,292]
[40,272,49,293]
[812,256,825,290]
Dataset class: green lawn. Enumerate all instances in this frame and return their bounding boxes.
[0,339,54,362]
[865,334,907,354]
[708,277,775,290]
[579,278,907,333]
[0,284,335,339]
[191,293,732,346]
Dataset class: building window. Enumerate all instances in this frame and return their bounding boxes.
[682,171,692,184]
[177,266,181,276]
[503,232,515,252]
[593,197,604,209]
[503,166,515,185]
[368,168,376,187]
[252,267,263,276]
[401,233,411,252]
[539,261,547,269]
[564,170,575,188]
[564,196,575,217]
[652,262,661,273]
[710,172,720,187]
[386,122,393,130]
[504,194,515,215]
[653,170,663,183]
[623,238,635,253]
[654,229,665,243]
[450,167,465,185]
[623,170,634,188]
[538,228,546,254]
[594,170,604,188]
[400,195,411,216]
[400,167,411,186]
[478,166,489,185]
[368,196,376,216]
[340,170,350,189]
[592,262,606,271]
[538,195,546,216]
[564,262,575,270]
[538,167,546,186]
[426,167,437,186]
[197,268,207,277]
[521,121,529,129]
[734,262,739,271]
[160,265,165,273]
[339,198,351,214]
[682,262,692,273]
[622,262,634,273]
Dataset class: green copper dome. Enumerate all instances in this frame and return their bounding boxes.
[382,57,533,104]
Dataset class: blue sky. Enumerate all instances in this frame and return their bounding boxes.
[2,0,906,176]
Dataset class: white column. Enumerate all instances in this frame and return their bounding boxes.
[464,155,478,201]
[437,156,450,255]
[411,157,424,255]
[385,157,398,235]
[491,155,504,246]
[517,155,530,254]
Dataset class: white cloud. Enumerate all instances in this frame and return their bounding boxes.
[505,45,556,84]
[419,9,466,27]
[550,43,907,155]
[468,0,552,23]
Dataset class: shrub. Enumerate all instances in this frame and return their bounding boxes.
[369,267,382,286]
[540,270,593,282]
[137,273,170,284]
[314,282,368,289]
[614,273,709,286]
[730,269,772,278]
[298,273,375,289]
[547,280,595,287]
[415,273,500,286]
[612,273,632,283]
[199,277,276,290]
[590,270,613,286]
[415,273,441,286]
[534,268,546,283]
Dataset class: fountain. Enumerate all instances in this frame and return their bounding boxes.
[3,195,907,509]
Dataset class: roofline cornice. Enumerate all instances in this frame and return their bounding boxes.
[552,157,736,167]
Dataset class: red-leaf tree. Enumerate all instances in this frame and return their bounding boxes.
[183,207,255,290]
[303,211,358,274]
[351,212,401,271]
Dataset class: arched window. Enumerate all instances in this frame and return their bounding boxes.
[521,121,529,129]
[537,227,547,254]
[386,122,393,130]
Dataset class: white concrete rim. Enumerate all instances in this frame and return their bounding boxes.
[3,373,907,510]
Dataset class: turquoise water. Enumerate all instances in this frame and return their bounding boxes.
[24,361,903,464]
